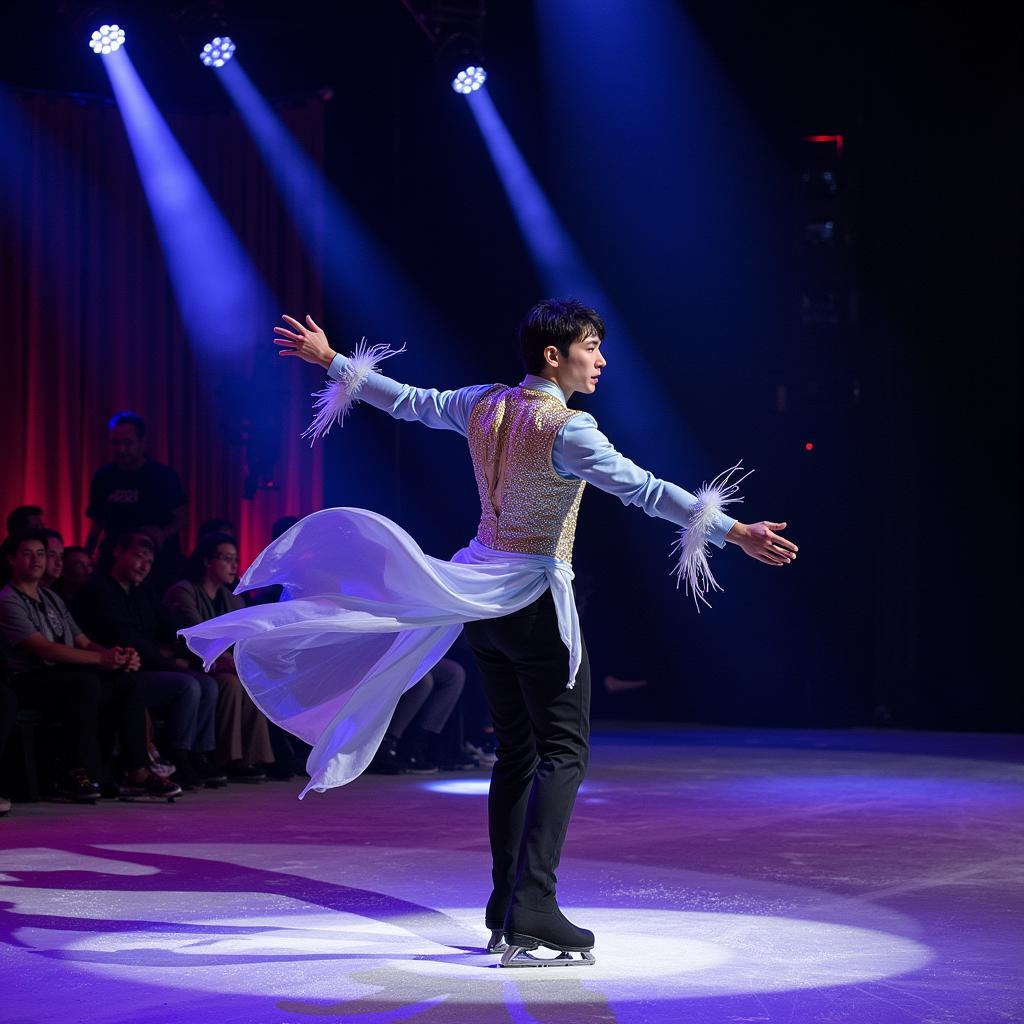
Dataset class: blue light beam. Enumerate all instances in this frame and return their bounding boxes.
[465,87,704,467]
[217,60,446,349]
[102,48,273,354]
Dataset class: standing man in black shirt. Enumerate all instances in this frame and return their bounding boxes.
[86,412,188,594]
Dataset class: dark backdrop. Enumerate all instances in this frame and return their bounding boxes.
[1,1,1018,731]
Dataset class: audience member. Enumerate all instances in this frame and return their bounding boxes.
[0,530,179,801]
[86,411,188,594]
[51,546,92,603]
[6,506,44,536]
[40,529,64,588]
[368,658,468,774]
[73,532,225,790]
[195,519,235,543]
[163,533,273,781]
[244,515,301,607]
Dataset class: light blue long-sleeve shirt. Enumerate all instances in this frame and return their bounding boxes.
[326,354,737,548]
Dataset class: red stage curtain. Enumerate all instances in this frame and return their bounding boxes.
[1,91,324,566]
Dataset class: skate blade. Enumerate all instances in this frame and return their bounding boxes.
[499,945,595,968]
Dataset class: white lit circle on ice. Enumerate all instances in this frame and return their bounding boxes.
[36,906,930,1001]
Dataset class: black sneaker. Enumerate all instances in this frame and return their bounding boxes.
[168,750,204,791]
[405,745,440,775]
[405,728,440,775]
[119,771,182,801]
[441,747,479,771]
[365,736,408,775]
[56,768,101,802]
[191,752,228,787]
[225,762,267,783]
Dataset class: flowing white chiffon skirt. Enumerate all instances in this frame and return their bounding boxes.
[180,507,579,797]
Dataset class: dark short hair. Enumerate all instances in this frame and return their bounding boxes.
[183,532,237,584]
[2,528,49,561]
[40,528,64,546]
[271,515,301,541]
[108,410,146,437]
[6,505,43,536]
[112,531,156,556]
[64,545,90,559]
[196,519,235,542]
[518,298,605,376]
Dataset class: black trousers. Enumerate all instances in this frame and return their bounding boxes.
[11,666,148,779]
[463,589,591,928]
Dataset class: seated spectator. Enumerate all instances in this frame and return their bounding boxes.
[163,533,273,782]
[367,658,468,774]
[244,515,301,607]
[195,519,235,543]
[73,532,225,790]
[0,530,179,801]
[2,507,46,587]
[40,529,63,589]
[6,506,44,536]
[86,411,188,595]
[51,546,92,603]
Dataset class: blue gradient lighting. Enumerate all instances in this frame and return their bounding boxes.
[89,24,125,55]
[217,60,453,344]
[100,49,273,354]
[465,87,704,467]
[200,36,236,68]
[452,65,487,94]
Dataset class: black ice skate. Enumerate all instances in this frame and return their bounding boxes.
[499,905,596,968]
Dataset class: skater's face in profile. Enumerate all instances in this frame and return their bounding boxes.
[8,540,47,584]
[113,541,155,587]
[205,543,239,587]
[110,422,145,471]
[545,331,607,398]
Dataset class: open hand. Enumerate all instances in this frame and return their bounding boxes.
[273,314,335,369]
[728,521,798,566]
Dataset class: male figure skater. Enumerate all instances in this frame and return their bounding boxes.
[254,298,798,967]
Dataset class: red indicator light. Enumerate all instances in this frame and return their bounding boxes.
[804,442,814,451]
[803,133,844,153]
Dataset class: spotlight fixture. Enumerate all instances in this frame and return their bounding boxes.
[89,23,125,54]
[452,64,487,94]
[399,1,489,96]
[199,35,236,67]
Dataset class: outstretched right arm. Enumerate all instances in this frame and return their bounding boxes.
[274,313,491,437]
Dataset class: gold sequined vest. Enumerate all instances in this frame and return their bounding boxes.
[467,385,587,564]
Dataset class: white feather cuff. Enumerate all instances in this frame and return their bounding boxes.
[670,461,752,610]
[302,338,406,446]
